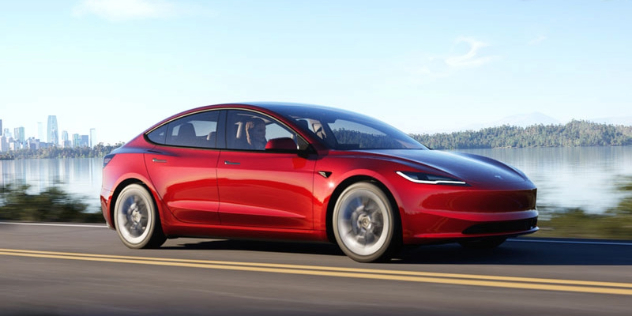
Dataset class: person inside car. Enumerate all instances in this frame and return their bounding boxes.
[245,118,267,150]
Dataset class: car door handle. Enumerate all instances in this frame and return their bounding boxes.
[224,160,240,165]
[152,158,167,163]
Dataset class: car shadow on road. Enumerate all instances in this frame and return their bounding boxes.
[163,237,632,265]
[163,239,347,257]
[394,239,632,265]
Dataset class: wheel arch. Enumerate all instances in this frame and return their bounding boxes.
[110,179,157,230]
[325,176,402,244]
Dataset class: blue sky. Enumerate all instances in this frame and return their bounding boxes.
[1,0,631,145]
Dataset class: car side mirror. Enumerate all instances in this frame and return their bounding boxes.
[265,137,298,152]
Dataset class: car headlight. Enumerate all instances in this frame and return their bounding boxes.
[396,171,467,185]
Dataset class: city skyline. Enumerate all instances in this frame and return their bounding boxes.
[0,114,97,150]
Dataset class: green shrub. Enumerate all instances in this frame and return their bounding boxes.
[0,184,104,223]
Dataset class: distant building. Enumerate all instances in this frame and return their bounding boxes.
[2,128,10,138]
[47,115,59,146]
[81,135,90,147]
[72,133,80,148]
[14,127,25,143]
[0,135,7,152]
[27,137,40,150]
[61,131,69,148]
[0,119,3,136]
[9,138,24,151]
[90,128,96,147]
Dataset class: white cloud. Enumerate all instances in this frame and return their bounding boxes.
[407,37,498,84]
[528,35,547,45]
[72,0,175,21]
[445,37,496,68]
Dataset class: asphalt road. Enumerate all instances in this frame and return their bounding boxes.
[1,222,631,316]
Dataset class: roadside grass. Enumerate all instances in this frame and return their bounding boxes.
[0,184,104,223]
[536,207,632,239]
[535,178,632,239]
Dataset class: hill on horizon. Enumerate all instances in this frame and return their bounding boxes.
[411,120,632,149]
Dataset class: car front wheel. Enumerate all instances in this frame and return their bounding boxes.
[114,184,166,249]
[333,182,400,263]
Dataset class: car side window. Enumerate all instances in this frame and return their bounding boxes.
[146,125,167,144]
[160,111,220,149]
[225,110,300,151]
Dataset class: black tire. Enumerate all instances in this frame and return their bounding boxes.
[114,184,166,249]
[458,237,507,249]
[333,182,400,263]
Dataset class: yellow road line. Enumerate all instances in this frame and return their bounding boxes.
[2,248,631,289]
[1,248,631,296]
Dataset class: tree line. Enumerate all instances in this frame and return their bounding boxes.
[536,176,632,239]
[0,143,123,160]
[0,184,104,223]
[410,120,632,149]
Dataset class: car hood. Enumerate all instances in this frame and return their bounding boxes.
[364,149,530,185]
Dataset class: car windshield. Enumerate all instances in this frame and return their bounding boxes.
[272,105,427,150]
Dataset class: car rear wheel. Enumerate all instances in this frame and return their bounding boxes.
[114,184,166,249]
[458,237,507,249]
[333,182,399,263]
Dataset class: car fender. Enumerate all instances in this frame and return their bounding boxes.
[101,152,178,235]
[312,154,407,235]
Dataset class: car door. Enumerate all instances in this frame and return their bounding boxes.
[144,110,224,225]
[217,109,316,229]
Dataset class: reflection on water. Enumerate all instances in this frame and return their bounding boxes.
[1,147,631,214]
[0,158,103,212]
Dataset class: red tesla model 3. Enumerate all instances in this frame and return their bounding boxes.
[100,102,537,262]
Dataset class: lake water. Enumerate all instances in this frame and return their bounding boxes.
[0,157,103,212]
[1,146,631,213]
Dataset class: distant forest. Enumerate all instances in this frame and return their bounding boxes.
[410,120,632,150]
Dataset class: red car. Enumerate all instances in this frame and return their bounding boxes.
[101,102,537,262]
